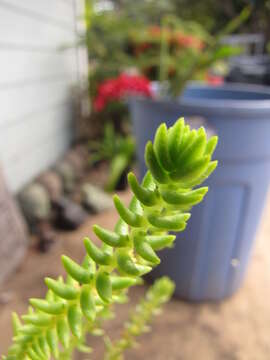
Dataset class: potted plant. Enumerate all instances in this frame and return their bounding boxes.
[3,119,217,359]
[131,83,270,301]
[127,7,270,301]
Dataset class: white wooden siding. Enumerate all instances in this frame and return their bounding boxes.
[0,0,87,192]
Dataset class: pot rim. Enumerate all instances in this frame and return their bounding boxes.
[181,82,270,109]
[129,82,270,110]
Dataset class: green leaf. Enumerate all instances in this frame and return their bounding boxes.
[205,136,218,156]
[80,285,96,322]
[145,141,169,184]
[11,313,21,336]
[113,195,144,227]
[145,235,176,250]
[45,277,79,300]
[46,327,59,359]
[185,160,218,188]
[170,155,210,183]
[62,255,94,284]
[22,313,52,327]
[153,123,173,171]
[177,128,206,166]
[68,304,82,338]
[57,317,70,348]
[116,251,151,276]
[111,276,138,291]
[18,325,40,336]
[128,172,158,206]
[96,271,112,304]
[93,224,129,247]
[84,237,113,266]
[160,187,208,206]
[29,299,66,315]
[134,233,160,264]
[147,212,190,231]
[38,336,50,358]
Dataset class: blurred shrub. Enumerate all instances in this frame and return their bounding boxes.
[110,0,270,39]
[89,123,135,191]
[80,0,249,149]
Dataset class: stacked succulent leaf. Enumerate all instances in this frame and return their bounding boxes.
[4,118,217,360]
[105,276,175,360]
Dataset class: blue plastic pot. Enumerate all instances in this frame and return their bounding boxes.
[128,83,270,301]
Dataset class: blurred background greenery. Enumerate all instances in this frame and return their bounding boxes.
[79,0,270,192]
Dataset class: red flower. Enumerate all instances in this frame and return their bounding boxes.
[135,42,151,56]
[93,96,106,112]
[94,74,153,112]
[206,73,224,86]
[148,26,161,37]
[175,34,204,50]
[136,27,204,54]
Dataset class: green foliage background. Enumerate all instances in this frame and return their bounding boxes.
[109,0,270,38]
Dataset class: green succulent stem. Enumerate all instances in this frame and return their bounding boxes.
[4,118,217,360]
[104,277,175,360]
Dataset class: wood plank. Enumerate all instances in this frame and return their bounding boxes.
[0,79,75,126]
[0,49,77,85]
[0,0,84,192]
[73,0,88,82]
[0,103,72,163]
[0,0,74,28]
[0,6,76,48]
[1,107,73,191]
[5,134,72,192]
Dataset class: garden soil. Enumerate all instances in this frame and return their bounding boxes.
[1,190,270,360]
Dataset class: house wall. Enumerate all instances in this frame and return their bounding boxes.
[0,0,87,192]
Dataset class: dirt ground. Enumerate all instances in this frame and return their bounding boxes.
[1,190,270,360]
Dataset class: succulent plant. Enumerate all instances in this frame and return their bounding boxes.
[4,118,217,360]
[104,276,175,360]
